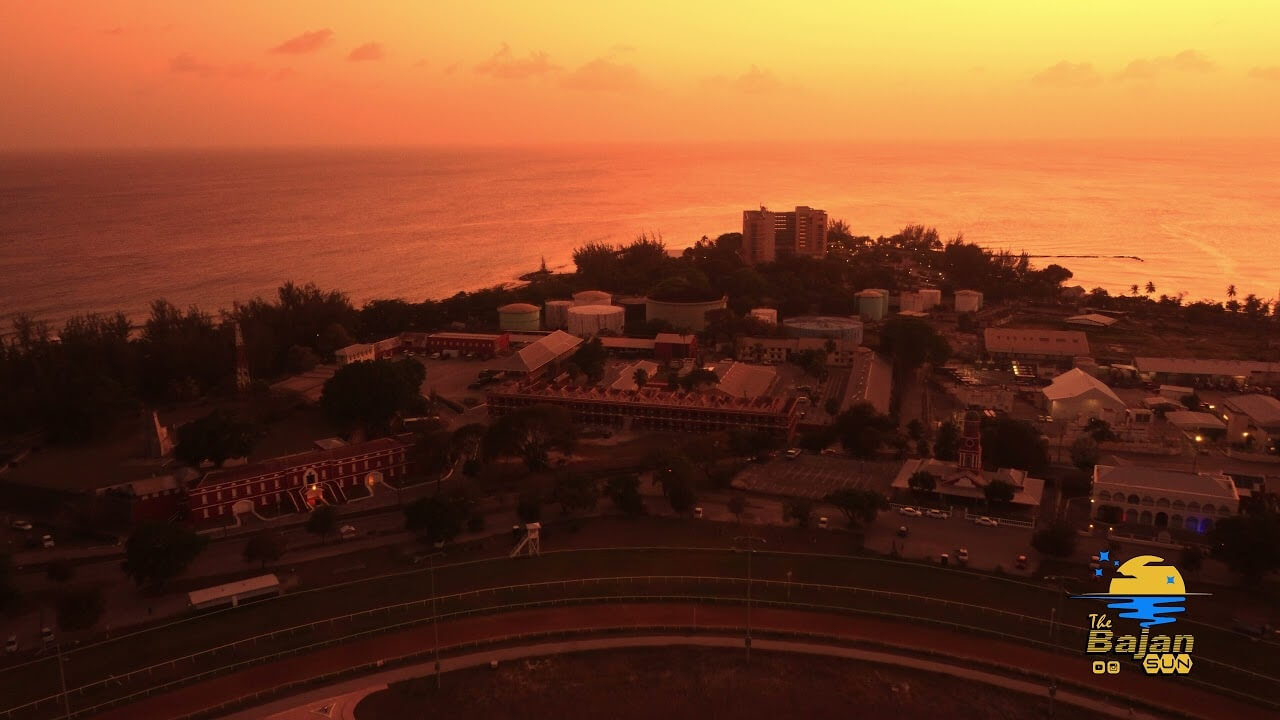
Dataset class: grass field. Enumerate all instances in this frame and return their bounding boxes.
[3,529,1277,719]
[356,646,1097,720]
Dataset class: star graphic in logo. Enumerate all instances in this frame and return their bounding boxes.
[1167,576,1176,584]
[1095,568,1103,577]
[1099,551,1109,562]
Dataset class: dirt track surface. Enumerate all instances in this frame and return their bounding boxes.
[89,603,1274,720]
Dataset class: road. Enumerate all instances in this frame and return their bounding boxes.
[88,602,1275,720]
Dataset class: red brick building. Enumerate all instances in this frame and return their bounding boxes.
[487,382,797,441]
[401,331,510,358]
[654,333,698,363]
[187,437,413,525]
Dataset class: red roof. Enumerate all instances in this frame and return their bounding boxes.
[199,436,411,488]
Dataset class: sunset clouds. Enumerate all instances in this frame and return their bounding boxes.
[1,1,1278,147]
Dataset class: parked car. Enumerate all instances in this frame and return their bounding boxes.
[9,519,32,531]
[784,448,803,460]
[693,507,704,519]
[896,525,909,537]
[429,352,442,360]
[817,516,829,530]
[957,548,970,563]
[925,509,950,520]
[4,636,16,653]
[973,516,999,527]
[898,506,923,517]
[40,534,54,549]
[338,525,358,540]
[1016,554,1028,569]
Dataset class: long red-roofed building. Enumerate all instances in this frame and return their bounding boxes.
[186,436,413,525]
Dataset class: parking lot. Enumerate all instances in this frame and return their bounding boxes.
[732,454,899,500]
[863,510,1038,574]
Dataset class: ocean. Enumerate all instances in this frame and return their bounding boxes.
[2,141,1279,329]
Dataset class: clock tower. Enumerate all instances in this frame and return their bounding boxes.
[958,410,982,471]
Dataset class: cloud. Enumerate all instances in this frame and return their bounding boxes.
[103,27,124,36]
[474,43,559,79]
[1031,61,1102,88]
[561,58,644,92]
[1248,66,1280,81]
[412,59,428,68]
[610,43,637,54]
[169,53,219,78]
[1116,49,1216,81]
[443,61,460,75]
[168,54,265,80]
[270,29,333,54]
[702,65,794,94]
[348,42,384,62]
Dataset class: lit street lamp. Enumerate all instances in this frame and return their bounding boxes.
[732,535,767,663]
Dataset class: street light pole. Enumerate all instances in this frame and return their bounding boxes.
[56,642,71,720]
[733,535,767,664]
[428,552,445,689]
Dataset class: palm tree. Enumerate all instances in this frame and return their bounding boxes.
[632,368,649,388]
[1129,284,1139,296]
[1227,284,1237,299]
[1145,281,1155,295]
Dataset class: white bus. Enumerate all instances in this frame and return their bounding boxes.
[187,574,281,611]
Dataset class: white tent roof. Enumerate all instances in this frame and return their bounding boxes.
[1042,368,1124,406]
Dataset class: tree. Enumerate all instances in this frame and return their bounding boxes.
[1208,500,1280,582]
[1130,284,1139,296]
[907,471,938,496]
[728,494,747,523]
[306,505,339,544]
[552,471,599,518]
[569,338,607,383]
[1031,521,1077,558]
[243,531,287,569]
[906,419,924,441]
[1226,284,1237,299]
[122,521,209,589]
[878,317,951,370]
[404,492,472,546]
[1179,546,1204,576]
[824,488,888,529]
[934,421,960,461]
[517,492,543,524]
[174,410,263,469]
[983,479,1016,507]
[604,474,646,517]
[652,456,699,515]
[1070,436,1101,472]
[1180,392,1201,411]
[320,358,426,436]
[1084,418,1116,443]
[56,587,106,631]
[1145,281,1156,295]
[824,397,840,416]
[484,404,576,472]
[833,403,897,459]
[980,417,1049,473]
[633,367,649,388]
[783,498,814,528]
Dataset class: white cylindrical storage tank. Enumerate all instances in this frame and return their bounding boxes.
[498,302,541,332]
[749,308,778,326]
[644,295,727,332]
[566,304,625,337]
[919,288,942,310]
[573,290,613,307]
[544,300,573,330]
[900,292,926,313]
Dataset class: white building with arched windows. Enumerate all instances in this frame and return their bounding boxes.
[1090,464,1239,535]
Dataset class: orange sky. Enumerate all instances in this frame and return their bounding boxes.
[2,1,1278,148]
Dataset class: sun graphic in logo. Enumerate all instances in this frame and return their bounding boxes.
[1074,554,1208,628]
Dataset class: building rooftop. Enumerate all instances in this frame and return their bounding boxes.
[1042,368,1124,405]
[1093,465,1239,503]
[1223,394,1280,428]
[892,458,1044,507]
[983,328,1090,357]
[712,362,777,399]
[424,331,507,341]
[1066,313,1118,328]
[654,333,697,345]
[600,337,656,351]
[490,381,793,414]
[1134,357,1280,377]
[506,330,583,373]
[1165,410,1226,430]
[611,360,661,391]
[199,436,410,489]
[842,348,892,415]
[498,303,540,313]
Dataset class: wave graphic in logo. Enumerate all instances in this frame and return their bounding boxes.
[1104,595,1185,628]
